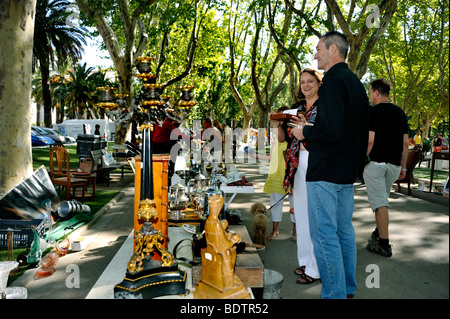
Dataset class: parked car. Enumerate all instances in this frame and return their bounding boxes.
[31,130,55,146]
[41,127,76,144]
[62,134,76,144]
[31,126,76,144]
[32,126,64,144]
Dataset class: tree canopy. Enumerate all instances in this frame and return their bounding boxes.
[368,0,449,138]
[34,0,450,137]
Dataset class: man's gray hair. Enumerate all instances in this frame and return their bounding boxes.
[321,31,349,59]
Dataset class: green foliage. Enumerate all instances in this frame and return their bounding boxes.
[414,167,449,183]
[367,0,449,136]
[422,138,432,153]
[33,0,88,68]
[66,0,448,132]
[51,63,114,119]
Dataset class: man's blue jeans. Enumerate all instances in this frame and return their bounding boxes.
[306,181,357,299]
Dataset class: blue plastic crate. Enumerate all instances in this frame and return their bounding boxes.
[0,219,45,248]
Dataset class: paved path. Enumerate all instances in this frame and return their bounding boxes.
[236,161,448,299]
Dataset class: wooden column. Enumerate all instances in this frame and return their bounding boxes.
[133,155,170,253]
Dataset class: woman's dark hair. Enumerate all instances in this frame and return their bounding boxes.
[276,106,290,113]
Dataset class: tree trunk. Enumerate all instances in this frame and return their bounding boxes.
[325,0,398,79]
[0,0,36,198]
[114,59,133,145]
[36,102,41,126]
[258,106,269,129]
[40,60,53,127]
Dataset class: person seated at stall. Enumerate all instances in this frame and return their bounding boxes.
[433,133,443,147]
[152,117,189,155]
[213,119,233,165]
[202,118,223,163]
[152,116,190,182]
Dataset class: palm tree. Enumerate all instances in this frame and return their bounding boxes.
[51,59,77,123]
[33,0,87,127]
[31,70,44,126]
[51,73,70,124]
[50,59,73,123]
[53,63,114,119]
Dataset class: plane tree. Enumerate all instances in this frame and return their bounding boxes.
[367,0,449,138]
[0,0,36,197]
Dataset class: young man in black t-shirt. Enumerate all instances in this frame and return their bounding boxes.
[363,78,409,257]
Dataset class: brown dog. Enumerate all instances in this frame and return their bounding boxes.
[250,202,269,245]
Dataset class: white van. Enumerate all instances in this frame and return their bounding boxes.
[54,119,115,141]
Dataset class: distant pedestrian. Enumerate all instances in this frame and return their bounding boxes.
[363,78,409,258]
[263,106,293,240]
[414,130,422,147]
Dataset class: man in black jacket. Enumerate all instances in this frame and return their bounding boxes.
[292,31,369,299]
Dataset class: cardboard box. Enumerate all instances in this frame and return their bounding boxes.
[72,238,86,251]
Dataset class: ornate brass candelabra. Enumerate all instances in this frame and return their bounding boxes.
[96,87,119,110]
[114,115,186,299]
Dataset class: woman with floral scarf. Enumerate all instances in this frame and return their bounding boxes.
[277,68,323,284]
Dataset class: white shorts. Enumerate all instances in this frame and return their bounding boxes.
[363,161,401,211]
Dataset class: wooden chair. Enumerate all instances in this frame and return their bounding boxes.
[49,144,77,177]
[418,148,431,168]
[73,157,97,200]
[395,146,422,195]
[49,145,88,202]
